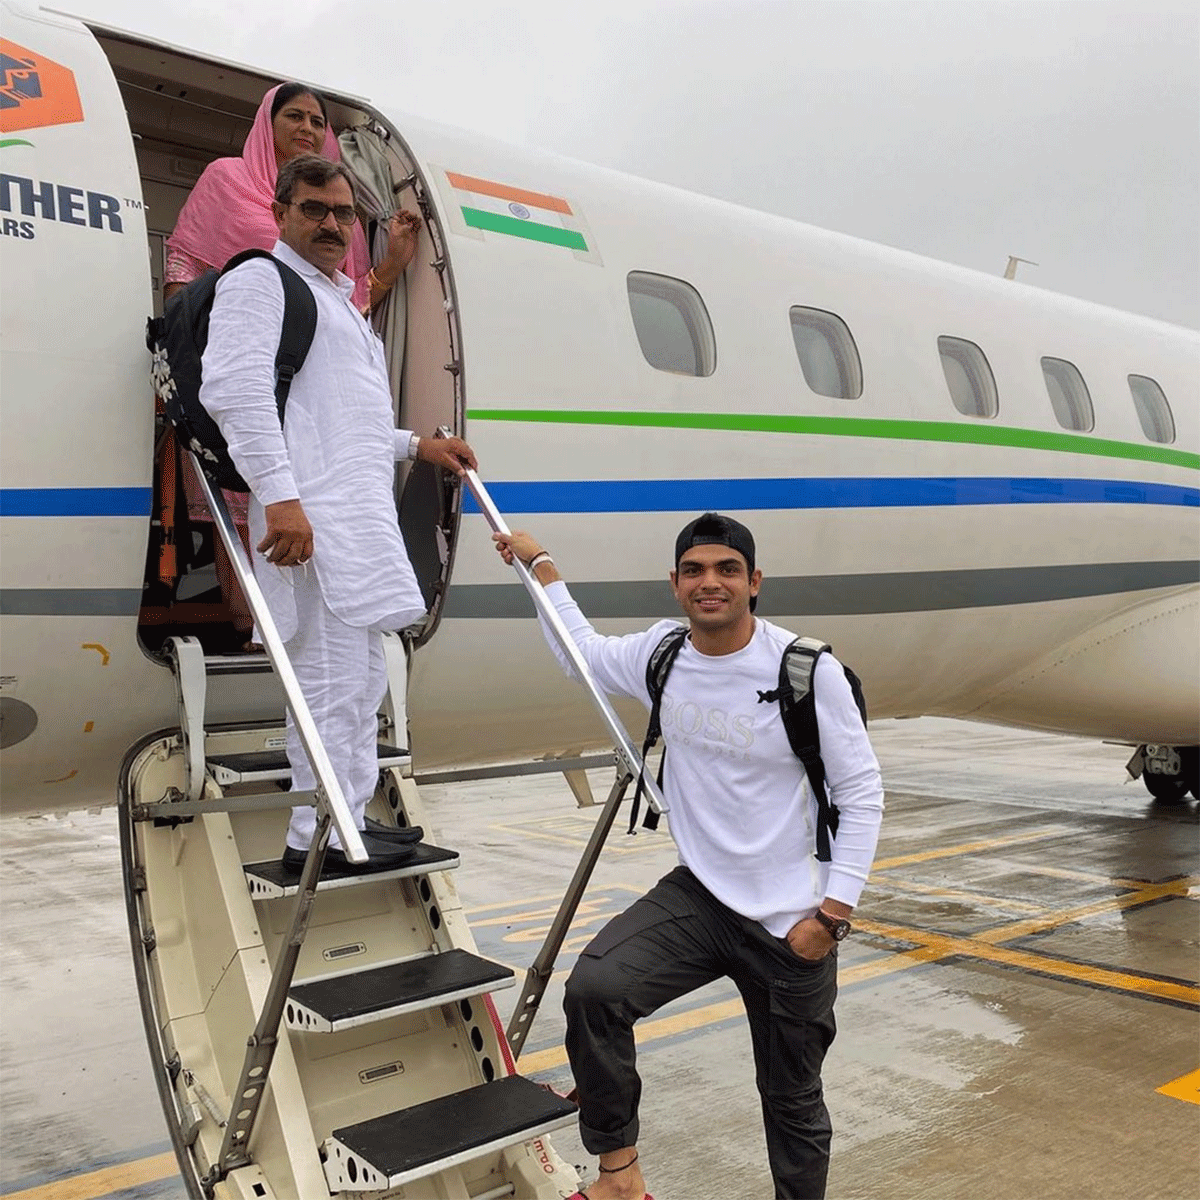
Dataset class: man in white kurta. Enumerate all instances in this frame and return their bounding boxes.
[198,155,475,868]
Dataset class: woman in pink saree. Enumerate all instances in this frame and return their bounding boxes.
[163,82,415,645]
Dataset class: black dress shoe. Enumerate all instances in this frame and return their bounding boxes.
[281,831,418,876]
[364,816,424,844]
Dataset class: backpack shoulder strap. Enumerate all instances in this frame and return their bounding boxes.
[629,625,688,834]
[218,251,318,415]
[646,625,689,708]
[777,637,839,863]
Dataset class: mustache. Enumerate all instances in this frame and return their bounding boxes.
[314,232,345,246]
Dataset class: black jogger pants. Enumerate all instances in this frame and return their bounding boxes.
[563,865,838,1200]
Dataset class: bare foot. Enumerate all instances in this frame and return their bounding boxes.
[582,1149,646,1200]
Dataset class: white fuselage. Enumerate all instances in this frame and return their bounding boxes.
[1,4,1196,814]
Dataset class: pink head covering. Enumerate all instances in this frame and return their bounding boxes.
[168,84,371,309]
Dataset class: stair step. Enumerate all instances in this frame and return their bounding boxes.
[202,652,275,676]
[322,1074,578,1192]
[208,742,409,785]
[243,843,458,899]
[286,950,514,1032]
[139,788,317,821]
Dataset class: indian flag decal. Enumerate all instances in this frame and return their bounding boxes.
[436,167,602,264]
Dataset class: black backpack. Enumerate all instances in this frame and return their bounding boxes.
[633,627,868,862]
[146,249,317,492]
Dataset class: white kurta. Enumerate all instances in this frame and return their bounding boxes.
[199,240,426,641]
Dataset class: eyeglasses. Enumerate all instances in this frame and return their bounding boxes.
[289,200,358,226]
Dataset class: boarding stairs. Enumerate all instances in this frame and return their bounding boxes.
[120,456,667,1199]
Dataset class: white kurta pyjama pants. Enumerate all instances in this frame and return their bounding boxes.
[283,567,389,851]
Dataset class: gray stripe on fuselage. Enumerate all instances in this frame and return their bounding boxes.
[0,589,143,616]
[2,562,1195,619]
[442,560,1200,619]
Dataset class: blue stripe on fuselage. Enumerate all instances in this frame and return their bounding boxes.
[0,488,153,516]
[1,479,1195,518]
[464,477,1199,514]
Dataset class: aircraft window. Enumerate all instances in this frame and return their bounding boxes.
[1040,357,1095,432]
[789,307,863,399]
[937,336,999,418]
[627,272,716,376]
[1128,375,1176,444]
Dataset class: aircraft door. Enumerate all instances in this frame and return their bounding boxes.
[338,114,465,643]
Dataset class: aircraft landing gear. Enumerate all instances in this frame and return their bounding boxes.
[1134,744,1199,803]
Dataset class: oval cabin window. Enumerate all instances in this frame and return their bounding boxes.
[1040,357,1095,432]
[789,307,863,399]
[1128,375,1176,444]
[937,336,999,418]
[627,272,716,377]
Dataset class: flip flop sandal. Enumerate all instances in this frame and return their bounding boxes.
[565,1193,655,1199]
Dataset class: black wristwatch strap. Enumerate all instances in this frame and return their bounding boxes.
[813,909,852,940]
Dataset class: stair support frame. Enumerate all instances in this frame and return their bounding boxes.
[505,770,632,1058]
[203,812,333,1189]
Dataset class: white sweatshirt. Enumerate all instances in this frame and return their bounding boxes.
[541,581,884,935]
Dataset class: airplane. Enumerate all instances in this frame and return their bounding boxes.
[1,3,1196,1197]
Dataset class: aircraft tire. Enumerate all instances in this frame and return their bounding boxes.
[1142,768,1191,804]
[1180,746,1199,801]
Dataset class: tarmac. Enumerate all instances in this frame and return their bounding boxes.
[1,716,1197,1200]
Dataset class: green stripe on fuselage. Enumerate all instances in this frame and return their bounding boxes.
[466,410,1199,471]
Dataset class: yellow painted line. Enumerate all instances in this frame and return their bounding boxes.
[486,822,656,854]
[469,896,618,930]
[1156,1067,1200,1105]
[520,916,1199,1081]
[80,642,110,666]
[504,920,612,946]
[506,828,591,851]
[876,875,1045,914]
[519,948,960,1075]
[972,876,1197,945]
[872,826,1070,870]
[514,858,1198,1081]
[1006,863,1159,888]
[858,918,1200,1006]
[0,1152,177,1200]
[22,872,1190,1200]
[835,943,951,983]
[465,882,643,917]
[519,995,746,1074]
[465,890,569,915]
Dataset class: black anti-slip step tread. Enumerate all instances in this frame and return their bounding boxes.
[208,743,408,773]
[329,1074,577,1181]
[243,843,458,897]
[289,950,513,1026]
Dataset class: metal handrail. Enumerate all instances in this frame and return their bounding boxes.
[461,468,668,819]
[506,770,633,1058]
[188,454,367,862]
[189,454,374,1183]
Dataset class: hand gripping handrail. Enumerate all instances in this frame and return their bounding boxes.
[461,467,668,820]
[187,454,367,864]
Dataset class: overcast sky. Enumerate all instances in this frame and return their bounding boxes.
[66,0,1199,327]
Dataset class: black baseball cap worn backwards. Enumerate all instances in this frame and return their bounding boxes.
[674,512,756,574]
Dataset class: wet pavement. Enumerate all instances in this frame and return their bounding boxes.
[1,717,1197,1199]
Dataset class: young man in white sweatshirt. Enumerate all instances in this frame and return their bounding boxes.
[493,513,884,1200]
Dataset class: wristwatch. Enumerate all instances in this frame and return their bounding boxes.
[813,909,852,941]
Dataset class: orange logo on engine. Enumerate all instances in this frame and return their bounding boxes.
[0,39,84,134]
